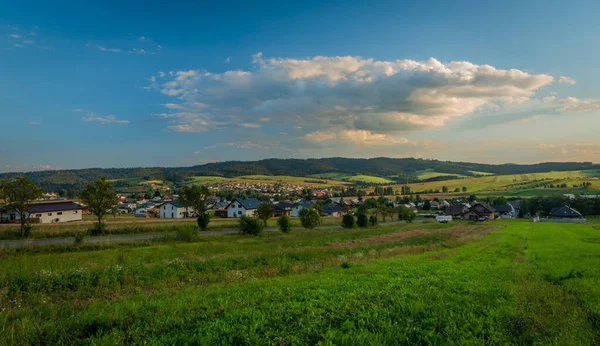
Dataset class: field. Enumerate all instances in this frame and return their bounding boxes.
[2,220,600,344]
[415,169,462,180]
[0,216,345,240]
[310,172,394,184]
[401,170,600,198]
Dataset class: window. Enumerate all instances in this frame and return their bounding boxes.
[48,213,52,216]
[238,211,242,215]
[73,211,78,214]
[172,206,174,211]
[238,204,242,208]
[36,214,42,218]
[171,213,174,218]
[57,212,63,215]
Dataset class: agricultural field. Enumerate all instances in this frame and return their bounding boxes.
[1,221,600,344]
[415,169,462,180]
[401,170,600,198]
[343,174,394,184]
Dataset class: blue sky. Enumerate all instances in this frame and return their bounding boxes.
[1,0,600,172]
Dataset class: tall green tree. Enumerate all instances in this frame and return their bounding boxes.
[179,184,211,231]
[79,177,117,233]
[256,201,274,227]
[299,207,321,229]
[0,177,43,237]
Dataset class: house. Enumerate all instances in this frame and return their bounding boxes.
[463,202,495,221]
[158,201,194,219]
[549,205,583,219]
[508,200,521,217]
[444,205,467,217]
[273,201,294,217]
[135,208,149,218]
[0,200,84,224]
[492,204,513,219]
[225,198,262,218]
[211,201,230,218]
[430,201,441,210]
[292,201,314,217]
[322,204,344,217]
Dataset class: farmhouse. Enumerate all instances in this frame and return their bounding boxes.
[158,201,194,219]
[463,202,495,221]
[225,198,261,218]
[0,200,84,224]
[549,205,583,219]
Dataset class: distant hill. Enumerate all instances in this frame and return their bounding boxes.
[1,158,598,191]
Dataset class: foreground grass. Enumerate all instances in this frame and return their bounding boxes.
[1,221,600,344]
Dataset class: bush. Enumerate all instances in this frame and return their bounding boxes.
[175,226,198,242]
[74,232,85,244]
[197,213,210,231]
[277,215,291,233]
[342,214,355,228]
[238,216,264,235]
[88,223,106,236]
[356,214,369,228]
[369,215,378,227]
[22,224,33,238]
[299,208,321,229]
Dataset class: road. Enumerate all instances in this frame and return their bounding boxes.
[0,221,412,248]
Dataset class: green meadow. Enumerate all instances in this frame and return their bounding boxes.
[1,220,600,344]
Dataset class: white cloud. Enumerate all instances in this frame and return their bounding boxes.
[305,129,410,146]
[154,54,554,141]
[13,44,24,48]
[28,121,41,125]
[558,97,600,113]
[225,57,231,63]
[96,45,120,53]
[82,113,130,124]
[158,71,165,78]
[193,151,202,155]
[559,76,576,85]
[138,36,146,41]
[8,34,21,39]
[157,45,163,51]
[516,115,543,124]
[3,164,55,173]
[132,48,147,55]
[543,95,556,102]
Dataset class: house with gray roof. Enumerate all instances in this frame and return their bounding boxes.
[225,198,262,218]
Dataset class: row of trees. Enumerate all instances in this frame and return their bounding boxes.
[520,196,600,217]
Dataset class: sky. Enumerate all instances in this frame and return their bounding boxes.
[1,0,600,173]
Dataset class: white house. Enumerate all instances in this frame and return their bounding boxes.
[225,198,261,218]
[291,201,314,217]
[158,201,194,219]
[0,200,84,224]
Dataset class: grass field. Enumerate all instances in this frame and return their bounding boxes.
[415,169,462,180]
[399,170,600,198]
[2,220,600,344]
[0,217,345,240]
[310,172,394,184]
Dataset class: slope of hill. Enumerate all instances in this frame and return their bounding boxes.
[0,158,598,191]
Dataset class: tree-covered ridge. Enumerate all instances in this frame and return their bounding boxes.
[0,158,597,191]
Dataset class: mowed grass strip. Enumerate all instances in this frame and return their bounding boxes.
[1,221,600,344]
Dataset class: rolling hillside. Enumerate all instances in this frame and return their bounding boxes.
[1,158,599,191]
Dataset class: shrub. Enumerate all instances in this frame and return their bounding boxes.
[369,215,378,227]
[22,224,33,238]
[88,223,106,236]
[277,215,291,233]
[175,226,198,242]
[74,232,85,244]
[299,208,321,229]
[238,216,264,235]
[197,213,210,231]
[342,214,355,228]
[356,214,369,228]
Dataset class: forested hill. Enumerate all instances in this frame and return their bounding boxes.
[1,158,598,191]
